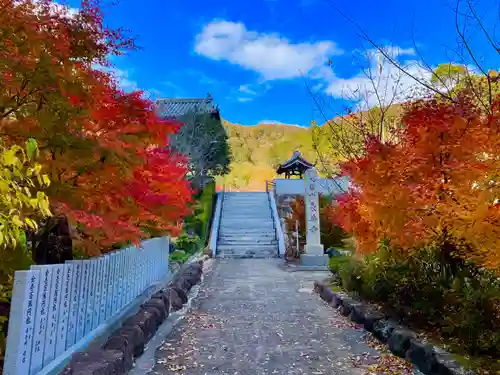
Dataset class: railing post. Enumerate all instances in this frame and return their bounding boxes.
[295,220,299,253]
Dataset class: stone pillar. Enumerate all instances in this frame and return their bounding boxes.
[300,168,327,267]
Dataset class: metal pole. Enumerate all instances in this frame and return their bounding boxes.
[295,220,299,253]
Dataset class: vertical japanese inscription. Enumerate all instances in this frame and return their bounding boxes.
[66,260,81,347]
[29,266,51,374]
[55,263,72,356]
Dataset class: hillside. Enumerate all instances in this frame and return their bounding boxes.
[218,121,316,191]
[218,104,405,191]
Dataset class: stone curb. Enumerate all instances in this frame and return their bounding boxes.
[59,258,206,375]
[313,281,475,375]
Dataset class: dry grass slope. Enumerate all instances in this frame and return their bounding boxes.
[218,121,316,191]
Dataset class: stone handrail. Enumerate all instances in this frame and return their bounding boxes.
[268,191,285,258]
[208,192,223,258]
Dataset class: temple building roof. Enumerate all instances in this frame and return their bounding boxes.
[279,151,314,171]
[155,93,218,119]
[276,151,315,178]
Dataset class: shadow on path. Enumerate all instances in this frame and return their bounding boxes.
[148,258,398,375]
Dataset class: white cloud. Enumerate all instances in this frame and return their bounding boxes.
[160,81,183,96]
[237,97,253,102]
[258,120,288,124]
[144,88,164,100]
[183,69,225,86]
[257,120,304,127]
[239,84,257,95]
[233,82,271,103]
[324,47,432,107]
[195,20,342,80]
[94,64,138,93]
[31,0,79,17]
[194,20,434,110]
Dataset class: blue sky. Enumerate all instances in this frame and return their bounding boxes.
[64,0,499,126]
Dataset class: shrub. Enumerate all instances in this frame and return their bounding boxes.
[332,244,500,356]
[328,254,351,275]
[169,250,189,263]
[183,180,216,245]
[174,234,200,255]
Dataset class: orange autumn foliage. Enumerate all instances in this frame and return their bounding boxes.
[334,93,500,269]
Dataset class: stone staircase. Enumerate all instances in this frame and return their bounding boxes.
[217,192,279,258]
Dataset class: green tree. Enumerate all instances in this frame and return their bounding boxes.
[171,111,231,187]
[0,138,52,364]
[0,139,51,250]
[431,64,500,112]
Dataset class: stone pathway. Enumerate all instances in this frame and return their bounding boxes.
[151,258,394,375]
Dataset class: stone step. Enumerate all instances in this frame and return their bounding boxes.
[217,238,278,246]
[220,227,275,232]
[217,247,278,254]
[222,209,272,218]
[218,231,276,241]
[221,217,274,222]
[223,200,269,203]
[219,226,276,235]
[224,192,267,195]
[222,209,271,215]
[224,195,269,202]
[222,206,270,211]
[221,213,272,218]
[221,214,272,219]
[216,250,279,259]
[219,226,275,231]
[220,221,274,227]
[223,199,269,203]
[224,194,268,197]
[223,212,270,217]
[222,206,271,210]
[217,244,278,251]
[217,254,278,259]
[219,233,276,240]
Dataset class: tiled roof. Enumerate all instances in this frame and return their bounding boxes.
[155,94,217,119]
[280,151,314,169]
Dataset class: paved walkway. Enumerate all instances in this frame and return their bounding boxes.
[151,258,397,375]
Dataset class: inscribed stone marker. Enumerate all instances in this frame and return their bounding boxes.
[111,252,120,315]
[29,266,52,374]
[137,248,143,294]
[94,257,104,325]
[75,260,90,341]
[3,270,40,375]
[148,244,154,285]
[152,241,158,282]
[304,168,324,255]
[118,251,126,309]
[105,254,115,319]
[85,259,96,335]
[99,256,108,324]
[66,260,82,346]
[130,249,137,299]
[44,265,63,365]
[124,248,133,304]
[164,237,170,276]
[55,263,73,357]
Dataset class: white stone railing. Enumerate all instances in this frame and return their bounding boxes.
[274,177,350,196]
[208,192,223,258]
[4,237,170,375]
[267,191,286,257]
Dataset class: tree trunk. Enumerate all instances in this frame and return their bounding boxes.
[33,216,74,265]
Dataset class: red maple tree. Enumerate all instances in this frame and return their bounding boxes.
[0,0,193,254]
